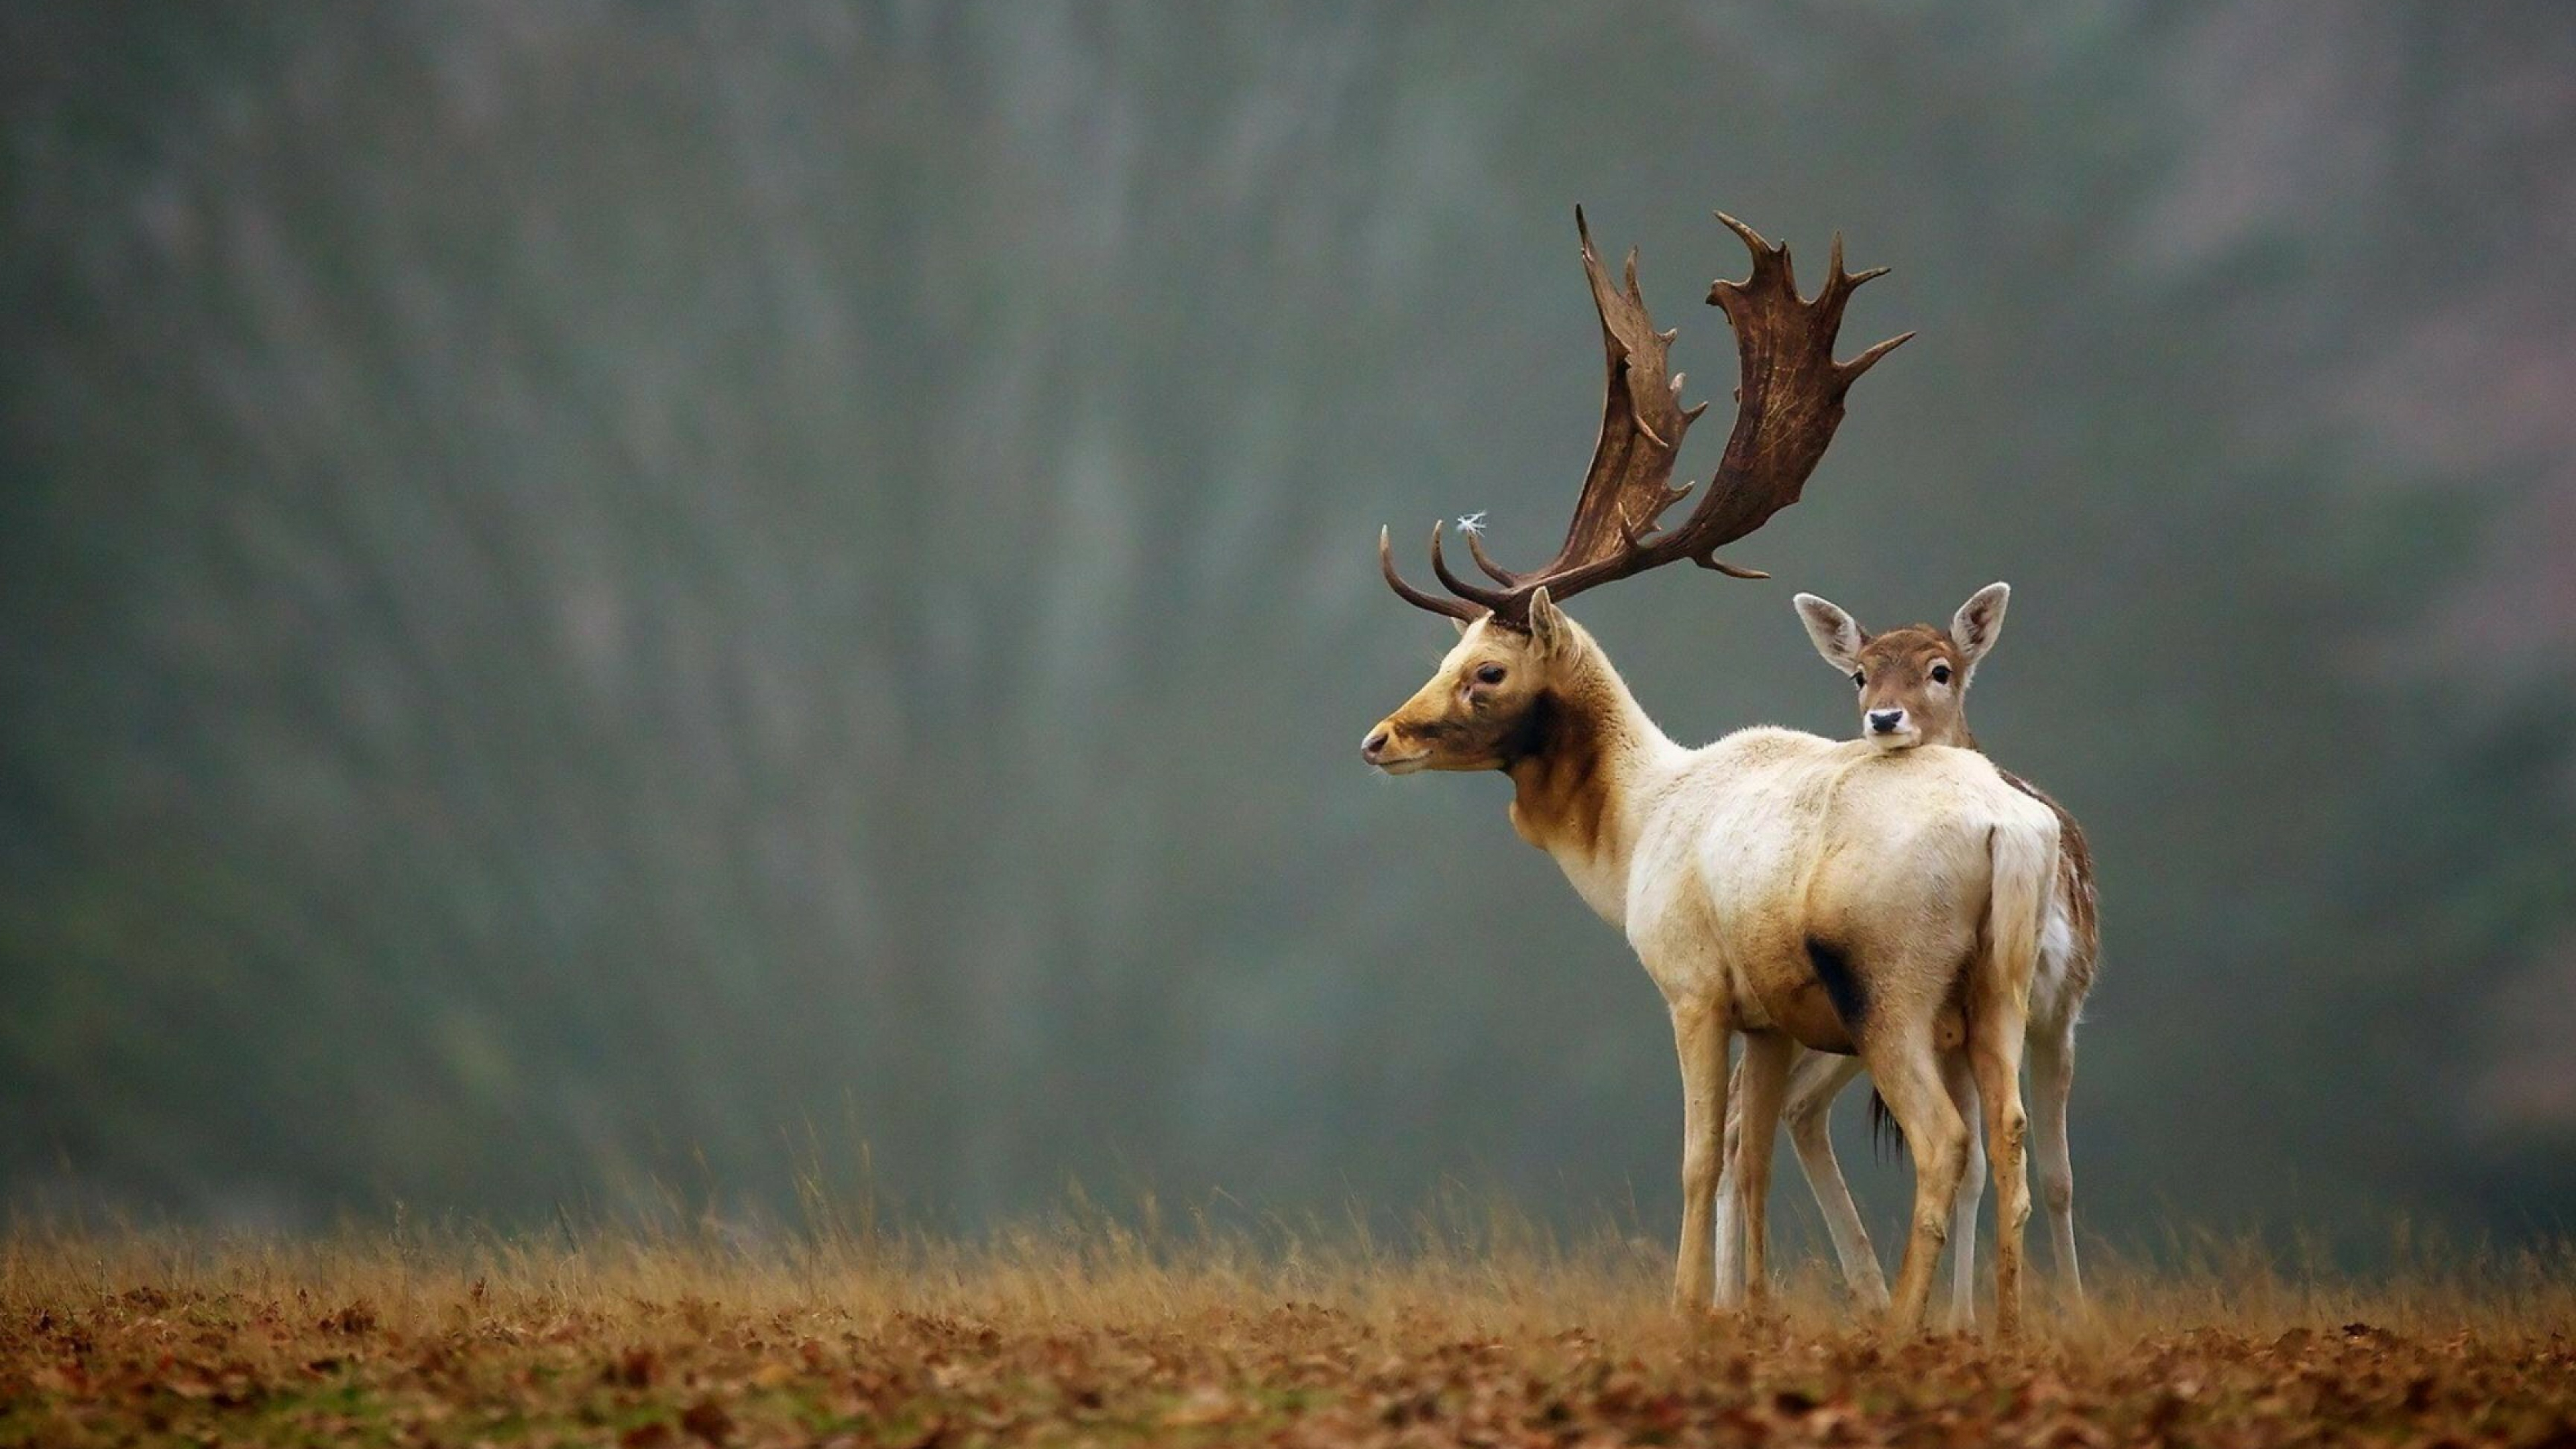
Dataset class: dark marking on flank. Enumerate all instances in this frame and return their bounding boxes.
[1807,936,1870,1037]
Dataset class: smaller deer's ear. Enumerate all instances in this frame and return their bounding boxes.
[1950,582,2010,667]
[1794,593,1865,674]
[1525,586,1570,657]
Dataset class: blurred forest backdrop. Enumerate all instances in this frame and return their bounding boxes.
[5,3,2575,1258]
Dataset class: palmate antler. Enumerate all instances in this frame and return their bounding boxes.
[1381,208,1913,626]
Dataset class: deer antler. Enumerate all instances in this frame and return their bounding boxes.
[1382,209,1911,626]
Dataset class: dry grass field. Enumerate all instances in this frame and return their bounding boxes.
[6,1203,2575,1448]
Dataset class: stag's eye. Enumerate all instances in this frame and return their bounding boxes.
[1930,663,1953,684]
[1851,670,1865,688]
[1474,663,1507,686]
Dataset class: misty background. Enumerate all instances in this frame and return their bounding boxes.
[5,4,2573,1260]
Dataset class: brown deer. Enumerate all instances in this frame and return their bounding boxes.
[1711,585,2098,1324]
[1360,210,2060,1335]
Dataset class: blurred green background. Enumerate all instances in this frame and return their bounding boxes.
[5,3,2573,1258]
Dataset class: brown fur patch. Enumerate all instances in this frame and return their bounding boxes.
[1504,672,1626,860]
[1998,768,2102,992]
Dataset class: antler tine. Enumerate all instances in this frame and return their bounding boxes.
[1464,528,1520,586]
[1811,230,1895,333]
[1700,556,1772,580]
[1428,521,1513,610]
[1839,329,1916,384]
[1713,211,1800,299]
[1379,525,1483,622]
[1713,211,1776,266]
[1574,203,1601,272]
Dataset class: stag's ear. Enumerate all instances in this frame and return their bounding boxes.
[1449,615,1473,639]
[1950,582,2010,669]
[1525,586,1572,657]
[1794,593,1865,674]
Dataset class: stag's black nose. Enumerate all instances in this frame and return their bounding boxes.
[1362,729,1391,761]
[1868,709,1905,734]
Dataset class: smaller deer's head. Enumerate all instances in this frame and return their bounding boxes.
[1362,590,1580,774]
[1793,582,2009,751]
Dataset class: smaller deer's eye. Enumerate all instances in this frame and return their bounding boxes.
[1931,663,1952,684]
[1851,670,1865,688]
[1474,663,1507,686]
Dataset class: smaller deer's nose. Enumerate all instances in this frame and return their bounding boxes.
[1361,728,1391,761]
[1868,709,1906,734]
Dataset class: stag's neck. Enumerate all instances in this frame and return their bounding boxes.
[1502,641,1675,925]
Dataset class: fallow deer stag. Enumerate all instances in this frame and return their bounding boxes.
[1360,209,2061,1335]
[1711,584,2100,1325]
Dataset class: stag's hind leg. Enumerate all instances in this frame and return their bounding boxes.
[1855,1027,1970,1335]
[1968,1002,2034,1338]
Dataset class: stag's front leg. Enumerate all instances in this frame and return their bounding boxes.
[1668,997,1729,1314]
[1969,1006,2034,1338]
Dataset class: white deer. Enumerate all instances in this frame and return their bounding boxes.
[1360,211,2060,1334]
[1711,584,2100,1325]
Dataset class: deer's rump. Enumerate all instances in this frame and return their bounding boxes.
[1643,733,2043,1053]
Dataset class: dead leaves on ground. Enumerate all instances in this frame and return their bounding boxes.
[3,1285,2575,1446]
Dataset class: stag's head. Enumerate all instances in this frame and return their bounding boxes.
[1793,583,2010,751]
[1360,590,1588,773]
[1365,208,1911,775]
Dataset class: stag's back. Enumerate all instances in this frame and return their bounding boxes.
[1621,730,2055,1051]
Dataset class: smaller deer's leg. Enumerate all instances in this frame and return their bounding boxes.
[2030,1015,2082,1303]
[1713,1053,1746,1307]
[1940,1051,1985,1332]
[1968,1007,2033,1339]
[1733,1032,1796,1312]
[1780,1052,1888,1311]
[1669,998,1729,1314]
[1859,1032,1968,1336]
